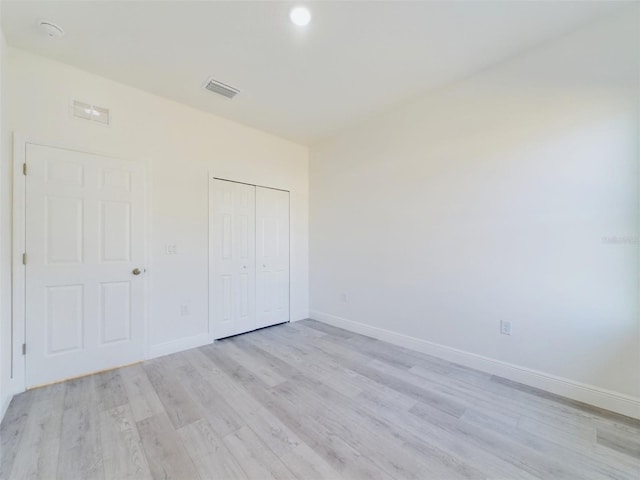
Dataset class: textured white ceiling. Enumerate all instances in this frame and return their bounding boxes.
[1,1,629,144]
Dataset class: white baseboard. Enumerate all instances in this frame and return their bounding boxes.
[148,333,211,359]
[310,310,640,420]
[291,311,310,322]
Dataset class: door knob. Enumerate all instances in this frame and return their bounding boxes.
[132,268,142,276]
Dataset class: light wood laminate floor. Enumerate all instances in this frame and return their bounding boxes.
[1,319,639,479]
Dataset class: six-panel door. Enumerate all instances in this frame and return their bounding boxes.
[25,144,145,387]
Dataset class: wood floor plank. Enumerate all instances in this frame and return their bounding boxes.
[2,319,639,480]
[56,376,104,480]
[178,418,248,480]
[591,442,640,473]
[279,443,343,480]
[28,381,66,404]
[492,375,640,429]
[186,348,303,458]
[243,327,364,398]
[409,361,607,442]
[0,392,34,479]
[222,426,296,480]
[312,322,636,478]
[314,336,469,418]
[95,369,129,412]
[265,390,395,480]
[216,338,288,387]
[461,407,633,479]
[8,385,65,480]
[100,404,152,480]
[410,400,589,479]
[175,361,245,437]
[203,343,394,480]
[137,412,201,480]
[274,379,461,480]
[251,329,412,407]
[119,363,165,422]
[143,359,205,429]
[355,387,540,480]
[233,337,480,480]
[316,327,596,443]
[597,425,640,459]
[286,320,329,339]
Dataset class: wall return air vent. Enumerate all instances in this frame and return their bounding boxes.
[203,77,240,99]
[72,100,110,125]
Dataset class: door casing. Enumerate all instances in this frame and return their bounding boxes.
[10,134,152,393]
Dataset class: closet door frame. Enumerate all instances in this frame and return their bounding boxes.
[208,176,291,342]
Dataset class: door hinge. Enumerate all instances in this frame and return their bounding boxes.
[23,163,27,176]
[22,343,26,355]
[22,253,27,265]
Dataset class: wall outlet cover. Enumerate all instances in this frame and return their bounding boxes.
[500,320,512,336]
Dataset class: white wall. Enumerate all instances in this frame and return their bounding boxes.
[5,48,309,391]
[310,9,640,416]
[0,7,12,420]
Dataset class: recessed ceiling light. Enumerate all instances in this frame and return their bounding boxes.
[39,20,65,39]
[289,6,311,27]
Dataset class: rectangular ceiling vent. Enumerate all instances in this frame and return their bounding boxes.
[203,77,240,99]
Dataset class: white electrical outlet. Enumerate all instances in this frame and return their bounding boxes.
[166,243,177,255]
[180,304,190,316]
[340,292,348,303]
[500,320,512,336]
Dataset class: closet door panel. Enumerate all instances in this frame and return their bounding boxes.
[212,179,256,339]
[256,187,290,329]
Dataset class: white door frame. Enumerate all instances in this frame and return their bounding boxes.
[208,175,291,342]
[10,133,152,392]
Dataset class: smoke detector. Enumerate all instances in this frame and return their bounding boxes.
[39,21,65,39]
[202,77,240,99]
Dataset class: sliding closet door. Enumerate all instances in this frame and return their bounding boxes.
[212,179,256,339]
[255,186,290,329]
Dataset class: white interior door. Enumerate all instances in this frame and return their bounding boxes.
[212,179,256,339]
[256,186,290,329]
[25,144,146,388]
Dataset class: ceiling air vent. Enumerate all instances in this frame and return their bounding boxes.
[203,77,240,99]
